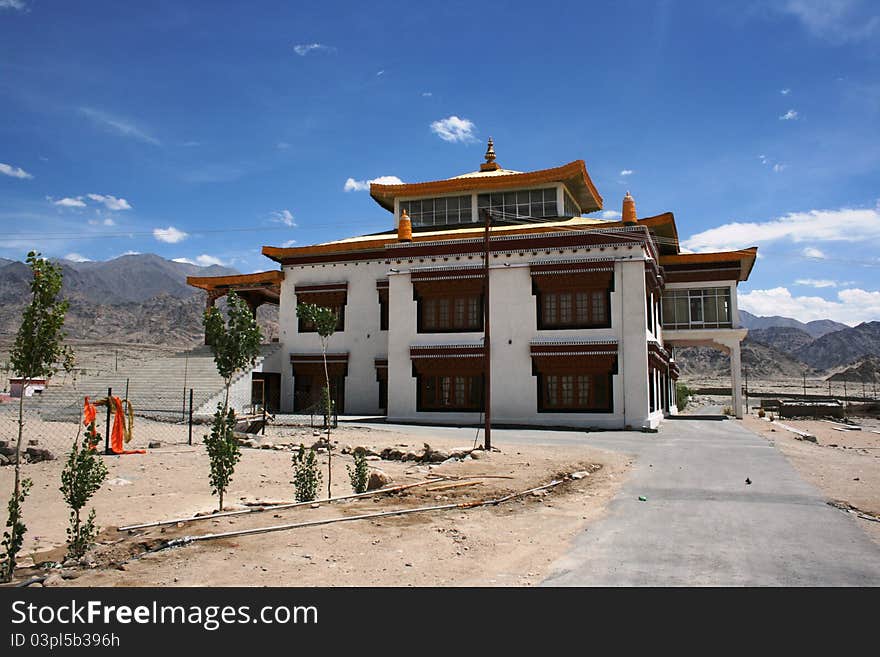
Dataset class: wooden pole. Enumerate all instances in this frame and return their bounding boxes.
[481,208,491,451]
[104,387,112,455]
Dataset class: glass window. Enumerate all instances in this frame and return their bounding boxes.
[477,187,560,222]
[539,290,610,329]
[661,288,733,329]
[402,195,473,228]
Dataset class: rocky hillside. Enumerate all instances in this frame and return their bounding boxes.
[0,254,278,347]
[794,322,880,370]
[675,337,813,379]
[826,356,880,384]
[739,310,848,338]
[748,326,815,354]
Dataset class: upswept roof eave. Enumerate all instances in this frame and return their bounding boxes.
[186,269,284,290]
[369,160,603,214]
[659,246,759,282]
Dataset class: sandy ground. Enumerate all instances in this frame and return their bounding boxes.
[741,413,880,545]
[0,425,630,587]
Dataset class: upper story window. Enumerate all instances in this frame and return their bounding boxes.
[420,294,482,332]
[401,195,473,228]
[541,290,608,329]
[478,188,557,220]
[563,191,581,218]
[531,267,614,331]
[661,287,732,330]
[295,283,347,333]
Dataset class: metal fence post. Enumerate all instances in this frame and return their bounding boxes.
[261,382,266,436]
[188,388,194,446]
[104,386,112,455]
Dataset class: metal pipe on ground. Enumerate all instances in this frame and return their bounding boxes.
[118,477,449,532]
[158,478,565,552]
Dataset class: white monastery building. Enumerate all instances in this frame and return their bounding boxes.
[188,141,757,430]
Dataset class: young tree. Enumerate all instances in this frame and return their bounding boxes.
[203,291,262,511]
[3,252,73,580]
[60,434,109,560]
[292,444,322,502]
[296,303,338,498]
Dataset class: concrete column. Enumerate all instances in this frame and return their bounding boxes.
[730,340,743,419]
[620,259,650,428]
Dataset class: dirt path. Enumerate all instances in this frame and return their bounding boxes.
[1,426,630,587]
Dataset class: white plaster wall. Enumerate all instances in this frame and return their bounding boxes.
[278,260,391,414]
[385,244,653,429]
[196,359,263,416]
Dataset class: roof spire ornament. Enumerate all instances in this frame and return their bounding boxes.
[397,207,412,242]
[622,191,637,224]
[480,137,501,172]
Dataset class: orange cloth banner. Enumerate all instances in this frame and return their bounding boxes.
[81,395,145,455]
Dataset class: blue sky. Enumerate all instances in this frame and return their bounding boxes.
[1,0,878,324]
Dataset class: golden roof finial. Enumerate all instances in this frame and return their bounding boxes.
[622,191,637,224]
[480,137,500,172]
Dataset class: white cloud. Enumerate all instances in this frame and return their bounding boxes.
[173,254,227,267]
[344,175,403,192]
[598,210,622,220]
[773,163,787,172]
[795,278,839,288]
[87,193,132,211]
[759,154,769,165]
[120,250,140,256]
[293,43,334,56]
[79,107,160,145]
[102,217,115,226]
[0,162,33,179]
[781,88,791,95]
[739,286,880,326]
[277,141,291,150]
[153,226,188,243]
[430,116,476,143]
[620,169,634,176]
[53,196,86,208]
[376,70,385,77]
[63,253,91,263]
[779,109,799,120]
[281,239,297,248]
[0,0,27,11]
[777,0,880,44]
[421,92,433,97]
[271,210,296,227]
[682,206,880,252]
[802,246,827,259]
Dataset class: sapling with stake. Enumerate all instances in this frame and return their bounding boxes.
[60,429,108,561]
[203,291,262,511]
[296,303,339,498]
[3,251,73,581]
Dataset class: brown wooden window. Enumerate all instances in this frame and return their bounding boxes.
[298,305,345,333]
[538,290,608,329]
[377,286,389,331]
[419,294,482,332]
[418,374,484,412]
[539,372,611,412]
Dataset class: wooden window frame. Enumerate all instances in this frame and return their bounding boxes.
[298,304,345,333]
[416,373,484,412]
[536,371,613,413]
[536,288,610,330]
[417,292,484,333]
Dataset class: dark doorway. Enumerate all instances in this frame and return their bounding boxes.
[252,372,281,413]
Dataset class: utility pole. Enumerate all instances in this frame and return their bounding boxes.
[803,371,807,400]
[744,368,749,414]
[481,208,492,451]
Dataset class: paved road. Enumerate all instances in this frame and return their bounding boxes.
[345,416,880,586]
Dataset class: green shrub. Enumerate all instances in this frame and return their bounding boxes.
[347,449,369,494]
[0,478,32,582]
[292,445,322,502]
[60,438,108,560]
[204,405,241,512]
[675,383,692,411]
